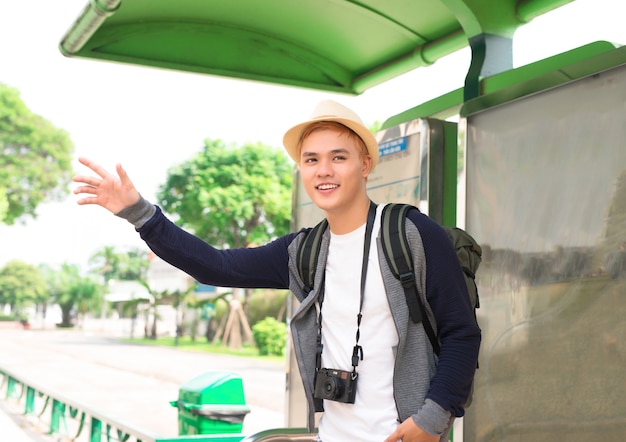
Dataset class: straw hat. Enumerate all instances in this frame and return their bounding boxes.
[283,100,379,169]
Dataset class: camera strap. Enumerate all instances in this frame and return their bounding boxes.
[315,200,378,376]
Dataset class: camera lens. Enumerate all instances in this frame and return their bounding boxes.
[321,376,343,399]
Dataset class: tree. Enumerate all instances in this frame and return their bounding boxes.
[90,245,149,281]
[44,263,102,327]
[157,139,292,349]
[90,245,121,319]
[89,246,122,285]
[0,83,74,225]
[0,260,47,317]
[157,139,292,248]
[0,188,8,223]
[89,245,149,318]
[117,247,150,280]
[137,279,193,340]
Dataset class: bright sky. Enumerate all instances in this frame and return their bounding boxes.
[0,0,624,270]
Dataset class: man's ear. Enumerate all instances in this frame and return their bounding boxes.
[362,154,373,178]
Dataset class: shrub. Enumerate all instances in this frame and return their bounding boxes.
[252,317,287,356]
[0,313,16,322]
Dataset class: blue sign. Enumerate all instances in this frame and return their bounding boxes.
[195,283,216,293]
[379,137,407,157]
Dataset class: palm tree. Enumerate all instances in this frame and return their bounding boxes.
[138,279,194,340]
[90,246,122,319]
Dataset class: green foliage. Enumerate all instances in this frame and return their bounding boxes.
[121,247,150,280]
[0,260,47,314]
[0,313,17,321]
[157,139,292,248]
[89,246,120,284]
[252,317,287,356]
[369,120,383,134]
[42,263,103,326]
[247,289,289,326]
[89,245,149,283]
[0,188,7,223]
[212,296,229,325]
[0,83,75,224]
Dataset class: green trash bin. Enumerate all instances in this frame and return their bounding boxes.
[171,371,250,435]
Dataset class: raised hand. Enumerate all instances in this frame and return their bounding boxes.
[72,157,141,214]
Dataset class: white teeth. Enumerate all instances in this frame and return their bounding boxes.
[317,184,338,190]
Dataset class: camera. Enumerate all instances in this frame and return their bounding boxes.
[314,368,357,404]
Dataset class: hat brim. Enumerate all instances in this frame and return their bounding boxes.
[283,116,379,169]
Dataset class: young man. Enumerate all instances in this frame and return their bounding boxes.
[73,100,480,442]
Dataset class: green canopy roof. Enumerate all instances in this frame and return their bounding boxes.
[59,0,574,95]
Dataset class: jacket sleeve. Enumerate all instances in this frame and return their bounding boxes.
[137,205,295,289]
[407,210,481,418]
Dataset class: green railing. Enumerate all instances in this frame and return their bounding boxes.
[1,366,316,442]
[0,366,245,442]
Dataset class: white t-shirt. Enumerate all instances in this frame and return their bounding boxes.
[317,204,400,442]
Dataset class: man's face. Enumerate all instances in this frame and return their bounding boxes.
[299,128,371,215]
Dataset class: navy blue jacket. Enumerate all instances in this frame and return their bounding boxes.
[137,205,480,432]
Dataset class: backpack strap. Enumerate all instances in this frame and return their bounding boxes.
[381,203,440,355]
[297,205,441,355]
[296,218,328,294]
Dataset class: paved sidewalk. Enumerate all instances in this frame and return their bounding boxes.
[0,328,286,440]
[0,401,49,442]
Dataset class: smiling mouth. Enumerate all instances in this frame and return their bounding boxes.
[316,184,339,190]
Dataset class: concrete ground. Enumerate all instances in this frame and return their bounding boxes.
[0,324,286,441]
